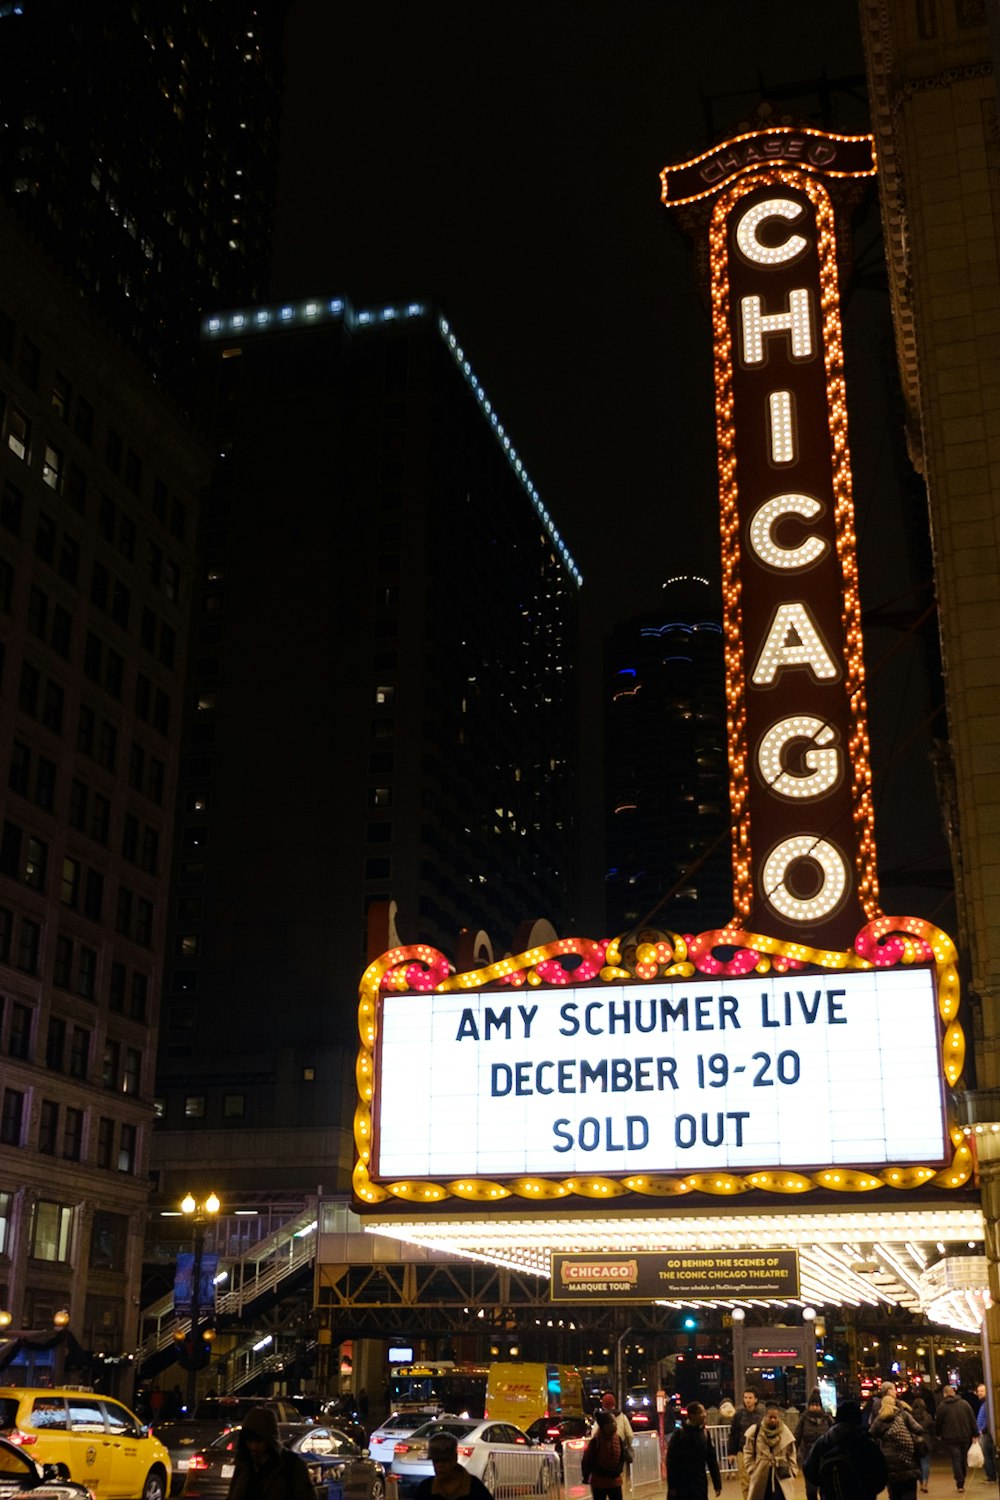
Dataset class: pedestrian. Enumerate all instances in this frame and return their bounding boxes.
[225,1407,314,1500]
[592,1393,635,1448]
[935,1386,979,1493]
[909,1397,934,1493]
[415,1430,493,1500]
[729,1390,763,1500]
[863,1382,895,1431]
[744,1403,797,1500]
[975,1384,997,1482]
[869,1391,925,1500]
[582,1409,626,1500]
[667,1402,722,1500]
[805,1401,887,1500]
[796,1391,832,1500]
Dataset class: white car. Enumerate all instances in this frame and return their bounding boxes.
[367,1411,441,1469]
[391,1418,553,1496]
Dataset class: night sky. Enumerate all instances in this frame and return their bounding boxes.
[270,1,953,930]
[272,0,872,638]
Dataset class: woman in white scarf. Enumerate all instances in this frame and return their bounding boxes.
[744,1404,798,1500]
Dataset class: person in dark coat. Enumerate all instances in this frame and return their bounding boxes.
[935,1386,979,1493]
[729,1390,762,1500]
[582,1409,626,1500]
[796,1392,832,1500]
[667,1402,722,1500]
[804,1400,887,1500]
[225,1407,315,1500]
[869,1393,924,1500]
[909,1398,934,1493]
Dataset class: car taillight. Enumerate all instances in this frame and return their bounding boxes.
[188,1456,211,1472]
[457,1447,474,1459]
[393,1443,411,1455]
[8,1431,36,1447]
[546,1428,560,1439]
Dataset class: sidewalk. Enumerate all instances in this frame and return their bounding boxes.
[629,1458,995,1494]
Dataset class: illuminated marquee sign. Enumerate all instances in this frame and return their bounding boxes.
[352,123,970,1210]
[661,128,881,950]
[373,969,945,1179]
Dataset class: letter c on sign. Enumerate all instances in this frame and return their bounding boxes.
[748,494,828,571]
[734,198,808,266]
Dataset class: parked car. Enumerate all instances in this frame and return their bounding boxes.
[153,1398,305,1492]
[0,1389,171,1500]
[366,1412,441,1469]
[181,1425,383,1500]
[0,1434,95,1500]
[391,1418,552,1496]
[525,1416,590,1461]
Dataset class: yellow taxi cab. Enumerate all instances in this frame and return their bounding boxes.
[0,1389,171,1500]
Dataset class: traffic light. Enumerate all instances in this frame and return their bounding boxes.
[173,1324,215,1370]
[683,1316,698,1331]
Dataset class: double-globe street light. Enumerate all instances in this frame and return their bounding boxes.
[178,1192,220,1409]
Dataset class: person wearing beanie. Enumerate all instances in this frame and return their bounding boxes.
[226,1407,315,1500]
[795,1392,831,1500]
[804,1402,887,1500]
[591,1394,634,1456]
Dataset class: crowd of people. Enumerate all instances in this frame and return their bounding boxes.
[655,1381,996,1500]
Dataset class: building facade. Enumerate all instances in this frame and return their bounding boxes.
[858,0,1000,1413]
[0,0,284,403]
[0,211,209,1372]
[150,296,580,1209]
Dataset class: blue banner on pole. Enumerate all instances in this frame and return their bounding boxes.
[173,1252,219,1316]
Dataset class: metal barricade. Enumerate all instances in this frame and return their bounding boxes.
[481,1446,561,1500]
[628,1431,662,1490]
[707,1424,739,1479]
[562,1438,587,1494]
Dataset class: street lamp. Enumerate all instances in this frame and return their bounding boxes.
[180,1192,220,1409]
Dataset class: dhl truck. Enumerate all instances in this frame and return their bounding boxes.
[485,1363,585,1428]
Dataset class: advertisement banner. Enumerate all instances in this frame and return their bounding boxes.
[550,1249,800,1301]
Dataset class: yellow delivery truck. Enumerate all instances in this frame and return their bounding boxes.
[486,1363,585,1428]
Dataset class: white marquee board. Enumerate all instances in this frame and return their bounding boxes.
[373,968,946,1178]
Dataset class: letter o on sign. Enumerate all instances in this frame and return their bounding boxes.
[761,835,848,923]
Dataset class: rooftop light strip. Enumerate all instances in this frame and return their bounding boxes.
[437,316,583,588]
[201,296,429,340]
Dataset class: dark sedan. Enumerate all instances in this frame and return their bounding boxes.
[0,1436,94,1500]
[181,1425,384,1500]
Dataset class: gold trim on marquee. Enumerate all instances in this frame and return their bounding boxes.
[353,917,968,1207]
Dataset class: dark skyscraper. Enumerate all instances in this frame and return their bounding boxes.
[0,2,284,400]
[151,293,580,1201]
[604,576,730,938]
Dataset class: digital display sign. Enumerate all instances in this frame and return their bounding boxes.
[373,966,945,1179]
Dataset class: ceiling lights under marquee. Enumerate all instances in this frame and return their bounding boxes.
[353,919,968,1209]
[361,1207,986,1329]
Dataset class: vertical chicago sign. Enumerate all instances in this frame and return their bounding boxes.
[352,123,969,1210]
[661,126,881,952]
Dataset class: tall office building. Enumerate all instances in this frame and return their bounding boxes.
[0,1,284,402]
[150,295,580,1205]
[0,210,208,1373]
[604,576,730,938]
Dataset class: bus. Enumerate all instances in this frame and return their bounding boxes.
[387,1363,489,1418]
